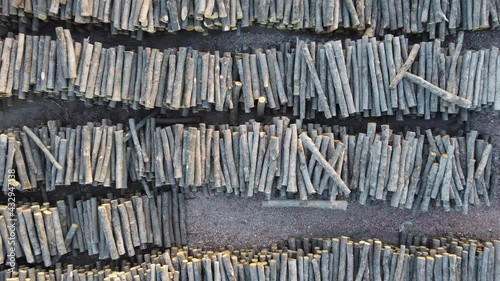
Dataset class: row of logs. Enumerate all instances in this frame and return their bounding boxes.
[0,189,187,266]
[1,117,494,215]
[2,235,500,280]
[0,28,499,120]
[0,0,499,39]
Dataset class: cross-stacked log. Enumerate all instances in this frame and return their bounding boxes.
[0,29,498,120]
[1,0,499,39]
[2,235,500,281]
[2,118,495,215]
[0,189,187,266]
[0,0,497,278]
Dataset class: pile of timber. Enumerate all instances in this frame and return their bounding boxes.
[0,28,499,120]
[3,235,500,281]
[1,0,500,39]
[1,117,494,214]
[0,189,187,266]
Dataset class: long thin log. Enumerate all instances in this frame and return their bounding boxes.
[262,200,348,210]
[389,44,421,89]
[403,72,472,108]
[22,126,63,170]
[299,132,349,196]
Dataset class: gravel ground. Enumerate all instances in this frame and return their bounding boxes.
[186,193,500,249]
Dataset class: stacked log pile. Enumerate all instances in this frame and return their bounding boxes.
[1,118,494,214]
[0,0,499,38]
[2,235,500,281]
[0,189,187,266]
[0,0,498,276]
[0,29,498,120]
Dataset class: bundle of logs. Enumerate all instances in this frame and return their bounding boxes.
[0,189,187,266]
[1,0,499,39]
[0,28,498,120]
[1,117,494,214]
[3,235,500,281]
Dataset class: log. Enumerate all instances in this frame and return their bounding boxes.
[49,207,67,256]
[330,41,356,114]
[124,200,141,247]
[33,211,52,266]
[248,123,261,196]
[390,44,421,89]
[98,205,119,260]
[42,210,57,256]
[22,126,63,170]
[223,129,239,189]
[299,132,349,195]
[297,139,316,195]
[302,45,332,118]
[118,203,136,256]
[63,223,78,250]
